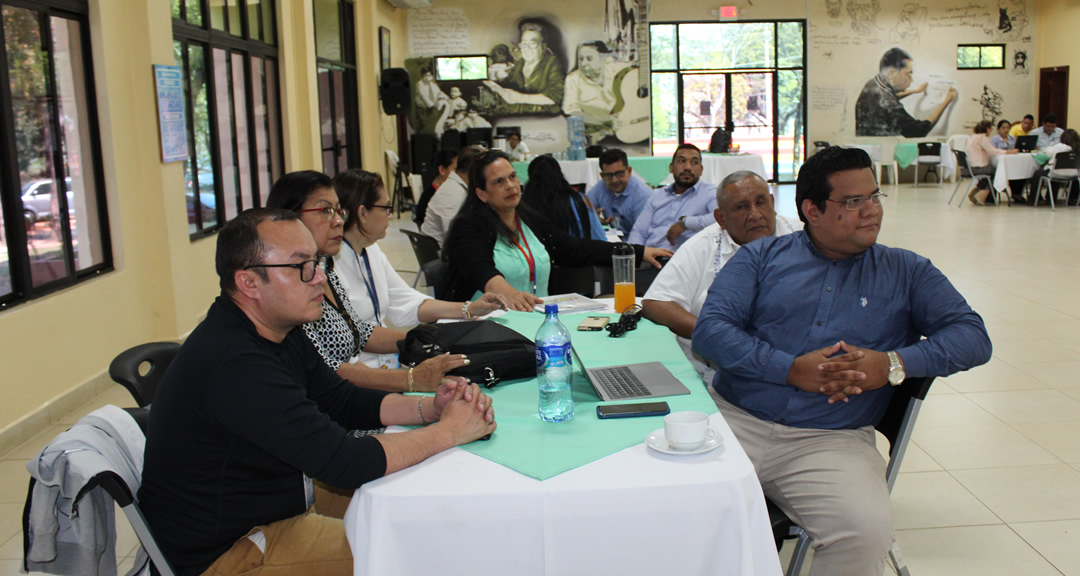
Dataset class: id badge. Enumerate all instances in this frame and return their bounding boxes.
[378,354,400,370]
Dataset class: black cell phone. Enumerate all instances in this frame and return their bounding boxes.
[596,401,670,419]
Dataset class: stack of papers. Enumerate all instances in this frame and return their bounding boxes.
[533,293,607,314]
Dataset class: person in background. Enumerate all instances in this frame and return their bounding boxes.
[1009,114,1034,138]
[990,119,1015,150]
[521,154,606,241]
[1035,113,1064,149]
[267,171,467,391]
[1026,128,1080,206]
[628,144,717,250]
[442,150,670,310]
[507,133,530,162]
[138,207,495,576]
[483,20,564,115]
[586,148,652,237]
[642,171,799,383]
[414,148,458,227]
[333,169,506,368]
[423,145,485,247]
[965,120,1017,206]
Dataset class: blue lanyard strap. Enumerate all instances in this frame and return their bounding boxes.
[345,239,381,326]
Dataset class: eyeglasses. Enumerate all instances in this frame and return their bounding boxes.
[368,204,394,215]
[826,192,887,211]
[244,254,329,283]
[600,169,627,180]
[297,206,349,220]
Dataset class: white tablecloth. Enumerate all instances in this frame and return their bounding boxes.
[658,153,768,186]
[992,153,1041,191]
[344,411,782,576]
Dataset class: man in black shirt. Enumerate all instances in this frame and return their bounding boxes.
[855,47,957,137]
[139,208,495,576]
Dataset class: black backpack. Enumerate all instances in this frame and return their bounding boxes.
[397,320,536,388]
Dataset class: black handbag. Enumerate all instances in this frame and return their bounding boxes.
[397,320,536,388]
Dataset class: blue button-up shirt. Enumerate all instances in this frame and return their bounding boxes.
[692,231,991,430]
[586,177,653,237]
[990,133,1015,150]
[627,180,718,249]
[1036,126,1064,149]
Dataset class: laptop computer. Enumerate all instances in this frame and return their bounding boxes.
[572,347,691,401]
[1016,135,1038,152]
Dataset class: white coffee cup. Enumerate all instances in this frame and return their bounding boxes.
[664,411,718,451]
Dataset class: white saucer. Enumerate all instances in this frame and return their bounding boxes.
[645,428,723,455]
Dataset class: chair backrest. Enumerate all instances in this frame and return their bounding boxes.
[109,342,182,407]
[953,149,970,170]
[917,142,941,156]
[1052,150,1080,172]
[400,229,441,267]
[421,259,449,299]
[813,141,831,153]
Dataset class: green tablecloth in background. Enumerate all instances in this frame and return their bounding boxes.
[512,155,674,187]
[893,143,919,169]
[434,311,717,480]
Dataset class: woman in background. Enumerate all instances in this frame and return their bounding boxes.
[414,148,458,227]
[521,154,606,241]
[965,120,1017,205]
[990,119,1015,150]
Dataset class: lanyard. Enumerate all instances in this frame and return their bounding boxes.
[511,216,537,295]
[345,239,381,326]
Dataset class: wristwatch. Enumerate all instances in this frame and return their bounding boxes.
[677,215,687,227]
[886,351,906,386]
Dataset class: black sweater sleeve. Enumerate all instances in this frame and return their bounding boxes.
[443,216,501,300]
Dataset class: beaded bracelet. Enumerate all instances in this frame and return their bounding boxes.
[407,367,415,393]
[417,397,430,426]
[462,301,472,320]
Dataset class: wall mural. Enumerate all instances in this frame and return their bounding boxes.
[855,47,958,137]
[406,2,653,157]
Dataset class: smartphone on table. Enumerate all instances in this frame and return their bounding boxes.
[577,316,610,331]
[596,401,671,419]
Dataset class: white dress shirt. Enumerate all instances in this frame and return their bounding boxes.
[643,217,800,382]
[334,241,432,368]
[420,171,467,247]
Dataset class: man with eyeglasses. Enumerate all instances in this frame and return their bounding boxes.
[692,147,990,576]
[642,171,799,384]
[627,144,718,250]
[585,148,652,236]
[139,208,496,576]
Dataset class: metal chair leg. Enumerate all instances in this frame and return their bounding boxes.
[785,532,812,576]
[948,178,966,206]
[889,537,911,576]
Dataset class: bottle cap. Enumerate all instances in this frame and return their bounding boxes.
[612,242,634,256]
[545,304,559,315]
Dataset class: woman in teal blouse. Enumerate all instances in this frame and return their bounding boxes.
[442,151,670,311]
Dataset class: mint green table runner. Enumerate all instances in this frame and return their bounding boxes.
[511,156,673,187]
[893,143,918,169]
[447,311,717,480]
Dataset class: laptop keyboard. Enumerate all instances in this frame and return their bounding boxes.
[592,366,651,399]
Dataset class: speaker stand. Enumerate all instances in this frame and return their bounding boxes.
[390,159,414,219]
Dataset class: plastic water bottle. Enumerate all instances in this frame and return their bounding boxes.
[536,304,574,422]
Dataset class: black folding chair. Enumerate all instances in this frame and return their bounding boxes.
[1033,150,1080,211]
[400,229,441,289]
[769,376,935,576]
[109,342,181,407]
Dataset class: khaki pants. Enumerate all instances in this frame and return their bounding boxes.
[201,483,354,576]
[711,388,893,576]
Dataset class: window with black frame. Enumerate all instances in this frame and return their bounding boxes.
[314,0,360,177]
[0,0,111,309]
[172,0,283,239]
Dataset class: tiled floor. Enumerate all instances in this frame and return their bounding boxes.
[4,180,1080,575]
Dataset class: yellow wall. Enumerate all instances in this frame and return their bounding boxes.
[0,0,409,440]
[1036,0,1080,116]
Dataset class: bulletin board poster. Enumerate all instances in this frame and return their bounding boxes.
[154,65,188,163]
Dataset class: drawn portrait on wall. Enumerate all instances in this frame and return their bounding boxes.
[1012,50,1030,77]
[826,0,843,19]
[855,47,957,137]
[562,40,648,144]
[847,0,882,36]
[482,18,567,116]
[889,4,926,44]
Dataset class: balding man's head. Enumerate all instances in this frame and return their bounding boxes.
[714,171,776,246]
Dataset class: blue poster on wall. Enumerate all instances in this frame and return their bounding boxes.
[154,65,188,163]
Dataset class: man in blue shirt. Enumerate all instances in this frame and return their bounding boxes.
[627,144,718,250]
[585,148,652,237]
[692,147,991,576]
[1036,113,1064,149]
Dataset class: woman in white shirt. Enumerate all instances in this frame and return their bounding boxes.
[965,120,1017,205]
[332,169,507,369]
[507,133,530,162]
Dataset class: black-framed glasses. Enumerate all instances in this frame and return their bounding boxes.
[826,192,887,211]
[368,204,394,215]
[297,206,349,220]
[600,169,627,180]
[244,254,329,282]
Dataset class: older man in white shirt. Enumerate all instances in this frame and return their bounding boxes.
[642,171,800,382]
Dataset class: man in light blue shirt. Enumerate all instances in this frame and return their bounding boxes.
[692,147,991,576]
[1036,113,1064,149]
[627,144,717,250]
[585,148,652,236]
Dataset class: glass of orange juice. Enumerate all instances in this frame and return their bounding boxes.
[612,243,636,313]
